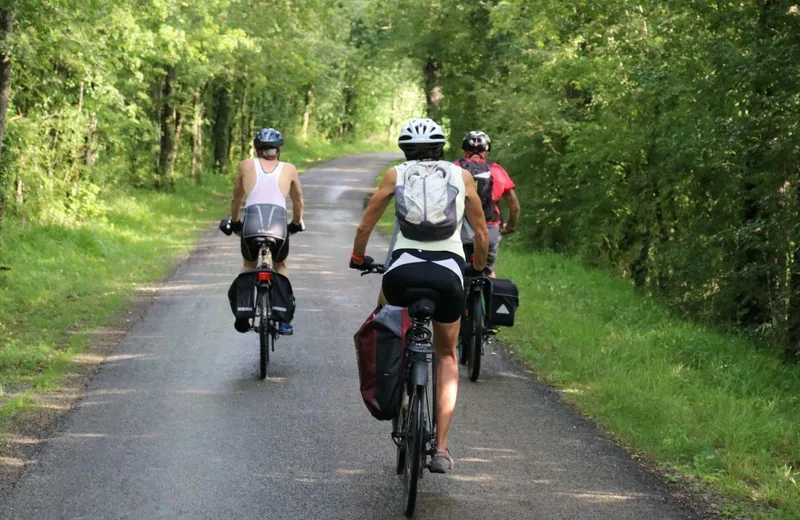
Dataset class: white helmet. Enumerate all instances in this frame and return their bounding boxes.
[398,118,446,145]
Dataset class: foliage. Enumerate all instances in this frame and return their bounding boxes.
[366,1,800,359]
[498,244,800,519]
[0,0,423,223]
[0,137,385,421]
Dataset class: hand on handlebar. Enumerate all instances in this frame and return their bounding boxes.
[287,220,305,234]
[219,217,243,236]
[463,262,489,278]
[349,254,376,272]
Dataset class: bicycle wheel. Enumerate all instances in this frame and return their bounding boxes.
[394,384,409,475]
[467,293,483,382]
[258,290,270,379]
[458,309,471,365]
[403,385,425,517]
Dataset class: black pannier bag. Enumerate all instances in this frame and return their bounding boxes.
[270,272,296,323]
[489,278,519,327]
[228,271,258,321]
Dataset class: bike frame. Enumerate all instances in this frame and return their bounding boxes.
[254,242,277,342]
[403,316,438,459]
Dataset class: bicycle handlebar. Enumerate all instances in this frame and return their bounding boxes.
[360,264,387,276]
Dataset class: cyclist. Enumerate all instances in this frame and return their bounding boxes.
[349,118,489,474]
[457,130,520,278]
[228,128,305,334]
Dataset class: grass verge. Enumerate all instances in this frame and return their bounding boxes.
[495,242,800,519]
[0,140,388,422]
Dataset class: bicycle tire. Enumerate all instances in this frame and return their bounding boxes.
[259,290,270,379]
[394,385,409,475]
[467,293,483,382]
[458,307,471,365]
[403,385,424,517]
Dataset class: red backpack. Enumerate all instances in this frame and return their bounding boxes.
[353,305,412,420]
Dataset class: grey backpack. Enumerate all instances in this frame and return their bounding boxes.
[395,162,460,241]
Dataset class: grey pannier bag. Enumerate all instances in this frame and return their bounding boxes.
[395,162,460,241]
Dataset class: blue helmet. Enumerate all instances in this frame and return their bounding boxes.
[253,128,284,149]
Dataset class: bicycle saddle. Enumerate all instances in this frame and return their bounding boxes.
[249,236,277,247]
[403,288,440,321]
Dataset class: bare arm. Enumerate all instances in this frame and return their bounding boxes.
[353,168,396,257]
[230,163,247,222]
[462,169,488,269]
[502,188,521,233]
[287,165,304,223]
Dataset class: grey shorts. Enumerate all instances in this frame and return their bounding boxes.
[462,223,501,271]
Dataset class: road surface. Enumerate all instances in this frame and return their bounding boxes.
[1,153,697,519]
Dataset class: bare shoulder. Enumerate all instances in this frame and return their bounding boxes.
[237,158,255,175]
[283,162,299,178]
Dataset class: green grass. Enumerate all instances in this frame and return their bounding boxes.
[494,242,800,519]
[0,139,387,421]
[375,158,799,516]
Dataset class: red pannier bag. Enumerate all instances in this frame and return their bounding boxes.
[353,305,411,421]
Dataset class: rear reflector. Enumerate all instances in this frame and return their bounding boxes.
[257,271,272,282]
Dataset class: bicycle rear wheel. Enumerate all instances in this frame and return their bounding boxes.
[258,290,270,379]
[467,293,483,382]
[403,385,424,517]
[394,384,409,475]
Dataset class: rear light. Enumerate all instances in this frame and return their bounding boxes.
[257,271,272,282]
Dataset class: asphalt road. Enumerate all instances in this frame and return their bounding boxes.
[1,153,698,519]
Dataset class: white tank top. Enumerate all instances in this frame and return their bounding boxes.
[245,159,286,208]
[391,160,466,259]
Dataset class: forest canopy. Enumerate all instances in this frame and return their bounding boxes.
[2,0,800,359]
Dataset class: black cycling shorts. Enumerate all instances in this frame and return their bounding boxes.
[240,203,289,263]
[382,249,465,323]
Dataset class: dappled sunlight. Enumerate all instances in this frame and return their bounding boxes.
[449,474,496,483]
[0,456,32,468]
[72,352,157,365]
[492,371,529,380]
[87,388,138,396]
[136,281,230,293]
[0,434,44,446]
[558,490,642,503]
[65,433,107,439]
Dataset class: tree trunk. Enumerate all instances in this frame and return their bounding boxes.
[166,111,183,181]
[190,94,203,182]
[237,83,250,159]
[301,88,313,141]
[0,8,14,219]
[0,8,13,157]
[424,57,443,121]
[156,65,176,185]
[341,68,357,139]
[211,80,231,173]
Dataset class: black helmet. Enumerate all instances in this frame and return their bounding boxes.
[461,130,491,153]
[253,128,284,149]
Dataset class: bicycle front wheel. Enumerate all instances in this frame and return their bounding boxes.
[467,293,483,382]
[458,309,471,365]
[403,385,425,517]
[259,290,270,379]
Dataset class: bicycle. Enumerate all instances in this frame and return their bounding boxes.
[458,267,491,382]
[220,218,295,380]
[363,264,439,518]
